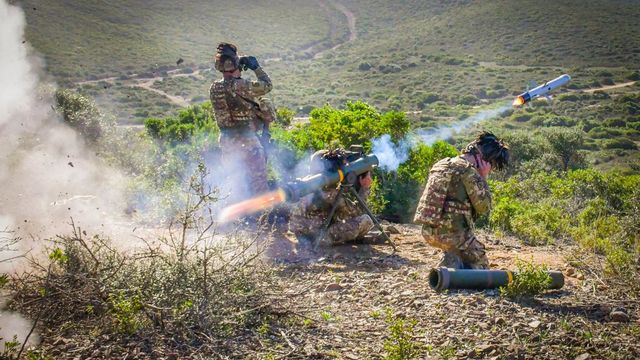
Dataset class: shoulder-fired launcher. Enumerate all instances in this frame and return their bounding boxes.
[282,154,379,202]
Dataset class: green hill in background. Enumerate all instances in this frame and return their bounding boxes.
[19,0,338,80]
[17,0,640,173]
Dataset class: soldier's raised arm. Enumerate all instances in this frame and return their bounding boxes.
[234,55,272,97]
[461,166,492,216]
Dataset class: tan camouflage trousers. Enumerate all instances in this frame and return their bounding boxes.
[289,214,373,245]
[219,134,268,200]
[421,225,489,269]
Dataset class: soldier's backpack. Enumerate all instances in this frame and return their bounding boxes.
[413,157,460,227]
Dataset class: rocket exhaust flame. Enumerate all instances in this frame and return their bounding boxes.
[218,189,287,223]
[513,96,525,106]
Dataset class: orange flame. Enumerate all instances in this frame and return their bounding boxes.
[218,189,287,223]
[512,96,525,107]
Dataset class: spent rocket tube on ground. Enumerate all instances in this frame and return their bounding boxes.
[218,154,379,223]
[513,74,571,106]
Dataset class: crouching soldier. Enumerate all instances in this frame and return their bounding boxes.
[414,132,509,269]
[289,148,374,247]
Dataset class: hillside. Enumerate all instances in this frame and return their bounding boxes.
[2,1,640,358]
[18,0,640,119]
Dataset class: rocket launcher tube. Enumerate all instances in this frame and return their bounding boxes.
[428,268,565,291]
[282,154,379,202]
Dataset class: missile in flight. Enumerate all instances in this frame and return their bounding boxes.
[513,74,571,106]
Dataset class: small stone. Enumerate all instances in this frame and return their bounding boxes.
[493,317,506,326]
[475,344,496,355]
[478,322,491,330]
[575,353,590,360]
[610,311,629,323]
[528,320,541,328]
[325,283,343,292]
[386,225,401,234]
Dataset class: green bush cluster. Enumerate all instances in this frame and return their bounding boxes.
[383,308,421,360]
[270,101,457,221]
[489,169,640,275]
[144,102,218,145]
[499,259,552,299]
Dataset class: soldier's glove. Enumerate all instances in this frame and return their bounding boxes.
[239,56,260,71]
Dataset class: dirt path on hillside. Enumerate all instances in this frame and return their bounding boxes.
[581,81,636,93]
[255,223,640,359]
[74,0,358,109]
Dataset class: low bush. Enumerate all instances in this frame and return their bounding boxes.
[6,172,292,358]
[500,259,552,299]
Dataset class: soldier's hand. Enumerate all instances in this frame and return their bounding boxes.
[478,159,492,178]
[239,56,260,70]
[238,56,249,71]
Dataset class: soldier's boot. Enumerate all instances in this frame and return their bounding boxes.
[457,231,490,269]
[461,242,489,270]
[438,252,466,269]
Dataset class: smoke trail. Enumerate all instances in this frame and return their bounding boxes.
[372,101,511,171]
[417,101,511,145]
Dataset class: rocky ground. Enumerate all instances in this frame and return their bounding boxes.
[21,223,639,359]
[254,223,640,359]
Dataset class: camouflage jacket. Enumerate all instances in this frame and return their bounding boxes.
[209,67,272,134]
[414,156,491,233]
[292,185,370,222]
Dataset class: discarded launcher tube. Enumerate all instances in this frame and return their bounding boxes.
[281,154,379,202]
[428,268,565,291]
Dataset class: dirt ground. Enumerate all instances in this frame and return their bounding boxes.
[256,222,640,359]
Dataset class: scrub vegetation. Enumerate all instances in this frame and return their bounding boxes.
[2,0,640,358]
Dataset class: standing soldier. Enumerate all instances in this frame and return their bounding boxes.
[209,42,275,200]
[414,132,509,269]
[289,148,374,247]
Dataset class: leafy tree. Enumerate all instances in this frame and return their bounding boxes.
[541,127,586,171]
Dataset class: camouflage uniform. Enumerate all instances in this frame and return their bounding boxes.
[209,67,273,198]
[289,185,374,246]
[414,156,492,269]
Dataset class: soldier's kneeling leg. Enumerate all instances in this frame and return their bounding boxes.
[458,231,489,269]
[328,215,372,245]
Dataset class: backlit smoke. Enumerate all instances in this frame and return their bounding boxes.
[1,0,132,349]
[372,101,510,171]
[417,101,511,145]
[372,134,413,171]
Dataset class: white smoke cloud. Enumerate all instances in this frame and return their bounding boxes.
[1,0,132,349]
[0,0,128,245]
[372,101,511,171]
[372,134,413,171]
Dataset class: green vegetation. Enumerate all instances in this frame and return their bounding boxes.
[499,259,553,299]
[271,101,457,221]
[9,174,289,357]
[490,169,640,276]
[383,308,421,360]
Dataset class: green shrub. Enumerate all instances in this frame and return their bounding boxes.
[499,259,552,299]
[383,308,421,360]
[54,88,114,143]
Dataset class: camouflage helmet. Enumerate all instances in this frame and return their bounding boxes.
[214,42,239,72]
[463,131,510,170]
